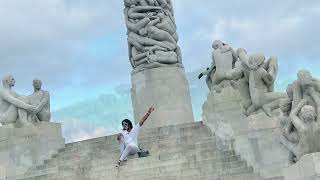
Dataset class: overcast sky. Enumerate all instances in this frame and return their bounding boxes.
[0,0,320,111]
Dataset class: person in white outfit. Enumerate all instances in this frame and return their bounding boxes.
[116,107,155,166]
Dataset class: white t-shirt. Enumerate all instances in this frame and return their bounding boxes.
[121,124,141,146]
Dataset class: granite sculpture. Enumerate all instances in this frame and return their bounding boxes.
[280,71,320,164]
[123,0,182,73]
[198,40,237,92]
[0,76,51,127]
[0,75,37,127]
[226,48,286,116]
[29,79,51,122]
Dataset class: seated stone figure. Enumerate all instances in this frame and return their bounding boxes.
[0,75,37,127]
[225,49,282,116]
[198,40,237,92]
[29,79,51,122]
[245,53,287,116]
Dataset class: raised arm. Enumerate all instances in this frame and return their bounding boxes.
[307,87,320,113]
[139,107,155,126]
[260,68,274,86]
[0,90,34,110]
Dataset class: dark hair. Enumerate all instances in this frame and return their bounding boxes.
[122,119,133,130]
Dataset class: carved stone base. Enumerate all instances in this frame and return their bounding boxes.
[202,84,290,178]
[246,110,290,178]
[284,153,320,180]
[0,122,65,178]
[202,83,247,140]
[131,66,194,128]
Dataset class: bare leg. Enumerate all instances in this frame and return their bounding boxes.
[238,78,252,111]
[37,110,51,122]
[17,108,33,126]
[246,104,257,116]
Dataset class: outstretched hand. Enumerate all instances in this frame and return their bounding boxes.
[148,107,155,114]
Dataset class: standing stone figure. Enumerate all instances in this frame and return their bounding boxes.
[198,40,237,92]
[0,75,37,127]
[29,79,51,122]
[123,0,182,73]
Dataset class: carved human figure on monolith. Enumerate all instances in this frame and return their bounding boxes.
[0,75,37,127]
[29,79,51,122]
[123,0,181,73]
[198,40,237,92]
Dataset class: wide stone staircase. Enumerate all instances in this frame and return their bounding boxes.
[11,122,284,180]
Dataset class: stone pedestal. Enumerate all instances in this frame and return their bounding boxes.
[131,66,194,128]
[202,85,289,178]
[246,110,289,178]
[202,83,248,140]
[0,122,65,178]
[284,153,320,180]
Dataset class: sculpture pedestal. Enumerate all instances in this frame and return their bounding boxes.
[202,83,248,140]
[284,153,320,180]
[131,67,194,128]
[202,86,289,178]
[246,110,289,178]
[0,122,65,178]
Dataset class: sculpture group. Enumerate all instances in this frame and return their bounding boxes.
[199,40,286,116]
[123,0,183,73]
[0,75,51,128]
[199,40,320,164]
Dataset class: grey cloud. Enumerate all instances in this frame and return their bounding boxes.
[0,0,127,90]
[173,0,320,71]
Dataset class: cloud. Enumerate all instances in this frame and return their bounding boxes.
[173,0,320,71]
[0,0,319,112]
[0,0,129,90]
[54,118,118,143]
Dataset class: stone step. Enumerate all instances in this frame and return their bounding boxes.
[52,136,220,159]
[12,122,271,180]
[24,151,244,177]
[58,131,214,154]
[65,122,205,147]
[45,140,224,165]
[38,165,254,180]
[35,147,239,173]
[264,177,284,180]
[21,160,253,180]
